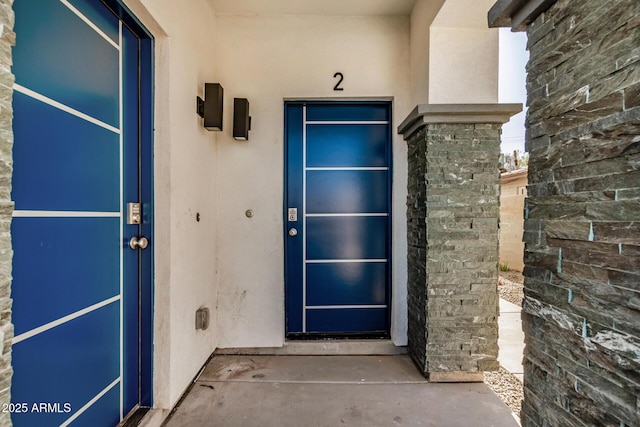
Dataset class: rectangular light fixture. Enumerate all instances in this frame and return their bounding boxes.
[233,98,251,141]
[197,83,223,131]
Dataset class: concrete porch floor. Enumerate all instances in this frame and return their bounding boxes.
[162,354,519,426]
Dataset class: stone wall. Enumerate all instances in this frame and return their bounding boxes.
[0,1,13,426]
[521,0,640,425]
[405,119,506,380]
[406,127,428,369]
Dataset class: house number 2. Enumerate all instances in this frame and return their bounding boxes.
[333,72,344,91]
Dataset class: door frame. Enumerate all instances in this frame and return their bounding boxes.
[104,0,155,409]
[283,99,394,339]
[99,0,155,411]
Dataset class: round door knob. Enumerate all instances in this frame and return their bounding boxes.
[288,228,298,237]
[129,236,149,250]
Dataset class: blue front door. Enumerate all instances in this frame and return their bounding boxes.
[285,102,392,337]
[10,1,153,425]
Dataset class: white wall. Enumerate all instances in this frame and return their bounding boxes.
[214,14,411,348]
[123,0,220,410]
[429,0,500,104]
[429,28,499,103]
[409,0,445,106]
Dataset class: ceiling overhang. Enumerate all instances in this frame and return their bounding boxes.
[209,0,418,16]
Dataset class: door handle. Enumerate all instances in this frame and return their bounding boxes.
[288,228,298,237]
[129,236,149,250]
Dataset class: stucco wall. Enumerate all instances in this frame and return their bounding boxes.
[429,0,499,104]
[429,28,499,104]
[409,0,445,106]
[214,14,411,348]
[499,170,527,272]
[124,0,220,409]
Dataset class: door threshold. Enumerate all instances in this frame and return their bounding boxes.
[215,339,406,356]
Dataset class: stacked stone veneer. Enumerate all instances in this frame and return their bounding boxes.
[0,1,12,426]
[520,0,640,425]
[406,122,503,378]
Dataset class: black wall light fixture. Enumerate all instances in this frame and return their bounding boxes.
[233,98,251,141]
[197,83,224,131]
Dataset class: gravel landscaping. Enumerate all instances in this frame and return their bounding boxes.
[485,270,524,420]
[484,367,523,419]
[499,270,525,307]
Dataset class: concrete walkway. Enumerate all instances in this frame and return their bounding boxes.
[498,298,525,381]
[163,354,519,427]
[155,301,526,426]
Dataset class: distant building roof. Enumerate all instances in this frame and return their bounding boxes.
[500,167,528,184]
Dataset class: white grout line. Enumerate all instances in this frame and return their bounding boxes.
[306,259,388,264]
[14,84,120,135]
[306,167,389,171]
[59,377,120,427]
[12,210,120,218]
[12,296,121,344]
[306,305,387,310]
[302,105,307,333]
[60,0,120,50]
[306,121,388,125]
[306,213,388,217]
[118,19,124,422]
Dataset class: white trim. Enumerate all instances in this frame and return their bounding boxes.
[306,259,388,264]
[306,167,389,171]
[59,377,121,427]
[14,84,120,135]
[60,0,120,50]
[12,210,120,218]
[12,296,121,344]
[118,20,124,422]
[306,305,388,309]
[302,105,307,333]
[306,213,388,217]
[306,121,389,125]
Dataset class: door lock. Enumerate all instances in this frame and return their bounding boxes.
[287,208,298,222]
[288,228,298,237]
[129,236,149,250]
[127,202,142,225]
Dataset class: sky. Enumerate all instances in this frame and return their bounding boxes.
[498,28,529,155]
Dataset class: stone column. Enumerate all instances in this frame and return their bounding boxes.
[399,104,521,382]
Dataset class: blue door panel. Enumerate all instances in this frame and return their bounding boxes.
[66,0,120,44]
[11,0,154,423]
[11,303,120,427]
[285,104,304,333]
[306,216,388,260]
[11,217,120,336]
[285,102,392,335]
[13,0,120,127]
[68,386,121,427]
[306,125,388,167]
[12,93,119,212]
[306,170,388,214]
[306,104,389,122]
[307,263,387,306]
[306,308,387,333]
